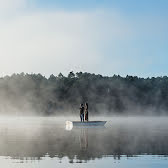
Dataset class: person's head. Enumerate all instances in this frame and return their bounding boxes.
[85,102,88,107]
[80,103,83,107]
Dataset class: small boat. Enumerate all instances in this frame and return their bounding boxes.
[66,121,107,127]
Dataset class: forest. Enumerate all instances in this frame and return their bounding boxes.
[0,72,168,115]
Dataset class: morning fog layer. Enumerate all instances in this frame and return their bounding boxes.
[0,72,168,115]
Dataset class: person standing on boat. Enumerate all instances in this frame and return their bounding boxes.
[84,103,89,122]
[80,104,84,122]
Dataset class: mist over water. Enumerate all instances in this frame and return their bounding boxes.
[2,73,168,116]
[0,116,168,167]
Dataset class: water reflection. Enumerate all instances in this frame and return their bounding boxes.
[79,128,88,150]
[0,117,168,163]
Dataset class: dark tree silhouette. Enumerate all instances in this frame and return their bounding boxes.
[0,72,168,115]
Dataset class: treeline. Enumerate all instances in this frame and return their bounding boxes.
[0,72,168,115]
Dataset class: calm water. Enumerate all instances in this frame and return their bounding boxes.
[0,117,168,168]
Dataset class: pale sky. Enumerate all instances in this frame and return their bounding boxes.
[0,0,168,77]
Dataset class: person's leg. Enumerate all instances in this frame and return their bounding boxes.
[80,114,82,122]
[82,114,84,122]
[85,113,88,122]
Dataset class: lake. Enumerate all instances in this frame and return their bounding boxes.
[0,116,168,168]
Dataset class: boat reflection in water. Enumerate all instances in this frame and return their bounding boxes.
[79,128,88,150]
[65,121,106,151]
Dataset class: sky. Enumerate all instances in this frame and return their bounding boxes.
[0,0,168,78]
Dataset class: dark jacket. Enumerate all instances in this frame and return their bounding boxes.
[80,106,84,115]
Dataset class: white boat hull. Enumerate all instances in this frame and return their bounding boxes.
[66,121,106,127]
